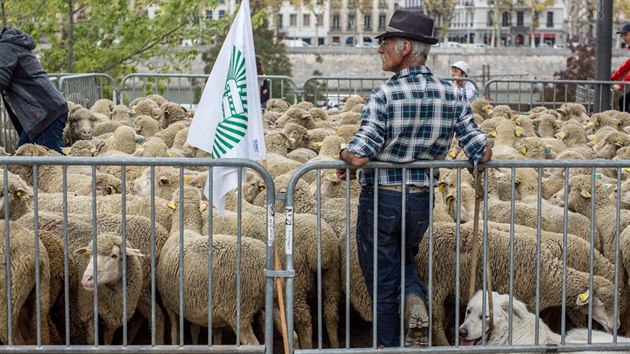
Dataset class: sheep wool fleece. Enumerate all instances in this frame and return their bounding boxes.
[0,27,68,140]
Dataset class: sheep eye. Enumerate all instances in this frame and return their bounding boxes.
[479,315,483,320]
[111,254,118,259]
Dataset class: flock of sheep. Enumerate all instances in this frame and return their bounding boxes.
[1,92,630,350]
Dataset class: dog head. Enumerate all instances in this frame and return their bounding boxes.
[459,290,532,346]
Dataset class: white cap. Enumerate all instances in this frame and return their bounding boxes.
[451,61,470,76]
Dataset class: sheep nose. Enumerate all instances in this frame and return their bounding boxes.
[83,128,91,135]
[82,274,93,287]
[459,327,468,338]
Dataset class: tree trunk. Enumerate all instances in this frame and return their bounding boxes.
[1,0,6,27]
[66,0,74,72]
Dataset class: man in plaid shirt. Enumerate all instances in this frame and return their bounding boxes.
[337,10,492,348]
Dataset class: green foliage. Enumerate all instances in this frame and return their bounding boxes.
[2,0,221,81]
[200,11,293,101]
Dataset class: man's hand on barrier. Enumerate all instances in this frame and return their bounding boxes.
[336,168,357,180]
[614,84,622,92]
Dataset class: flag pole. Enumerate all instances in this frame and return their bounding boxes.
[262,159,290,354]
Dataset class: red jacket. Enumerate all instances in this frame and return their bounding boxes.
[612,52,630,82]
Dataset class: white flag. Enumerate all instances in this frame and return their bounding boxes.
[187,0,266,214]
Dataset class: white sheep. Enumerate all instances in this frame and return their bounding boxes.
[0,221,52,345]
[73,233,145,345]
[157,186,267,345]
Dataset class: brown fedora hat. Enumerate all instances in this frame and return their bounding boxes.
[375,10,438,45]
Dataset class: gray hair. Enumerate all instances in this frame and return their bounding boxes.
[393,38,432,63]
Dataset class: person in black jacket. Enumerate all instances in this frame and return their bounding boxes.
[0,26,68,153]
[256,55,270,109]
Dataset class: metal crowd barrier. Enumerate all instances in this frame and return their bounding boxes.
[483,79,627,114]
[59,74,118,108]
[0,102,18,155]
[284,159,630,353]
[301,76,479,108]
[119,73,300,108]
[0,156,276,353]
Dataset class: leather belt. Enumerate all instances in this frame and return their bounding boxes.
[377,185,429,193]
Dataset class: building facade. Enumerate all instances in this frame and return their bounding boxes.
[447,0,568,47]
[210,0,569,47]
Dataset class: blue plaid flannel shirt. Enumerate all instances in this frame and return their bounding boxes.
[346,66,487,187]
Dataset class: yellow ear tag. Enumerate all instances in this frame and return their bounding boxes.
[335,130,341,135]
[449,150,457,158]
[437,182,445,193]
[105,139,110,146]
[490,131,497,138]
[557,132,566,139]
[578,292,589,303]
[135,144,142,152]
[16,191,22,198]
[199,201,208,212]
[515,130,522,137]
[82,252,90,259]
[581,190,592,198]
[61,147,71,155]
[624,168,630,173]
[520,147,527,154]
[445,196,453,209]
[258,185,265,192]
[183,176,193,184]
[167,151,174,158]
[167,201,177,210]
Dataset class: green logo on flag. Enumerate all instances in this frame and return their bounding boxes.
[212,46,248,158]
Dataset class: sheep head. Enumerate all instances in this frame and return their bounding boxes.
[74,233,144,291]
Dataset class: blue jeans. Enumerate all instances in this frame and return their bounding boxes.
[17,112,67,154]
[356,185,432,347]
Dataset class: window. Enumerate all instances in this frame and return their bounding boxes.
[516,11,523,26]
[546,11,553,27]
[205,9,213,19]
[487,11,493,26]
[290,14,297,26]
[332,14,340,30]
[348,14,355,30]
[378,0,387,8]
[378,14,387,29]
[219,10,225,18]
[364,14,371,30]
[192,15,200,25]
[277,14,283,29]
[316,14,323,26]
[218,0,225,3]
[501,12,509,26]
[303,14,310,26]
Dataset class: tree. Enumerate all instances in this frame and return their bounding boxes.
[201,11,293,100]
[1,0,219,80]
[544,35,595,102]
[423,0,458,43]
[527,0,555,47]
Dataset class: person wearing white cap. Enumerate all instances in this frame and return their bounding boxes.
[612,23,630,112]
[451,60,477,101]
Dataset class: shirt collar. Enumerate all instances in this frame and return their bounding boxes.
[390,66,433,80]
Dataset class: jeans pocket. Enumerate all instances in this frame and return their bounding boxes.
[366,208,398,246]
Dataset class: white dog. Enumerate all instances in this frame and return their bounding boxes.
[460,290,630,353]
[459,290,561,347]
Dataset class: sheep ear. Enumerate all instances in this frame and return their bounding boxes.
[576,289,591,306]
[580,188,592,199]
[199,201,208,212]
[437,181,446,193]
[125,247,145,257]
[73,247,89,257]
[615,140,625,147]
